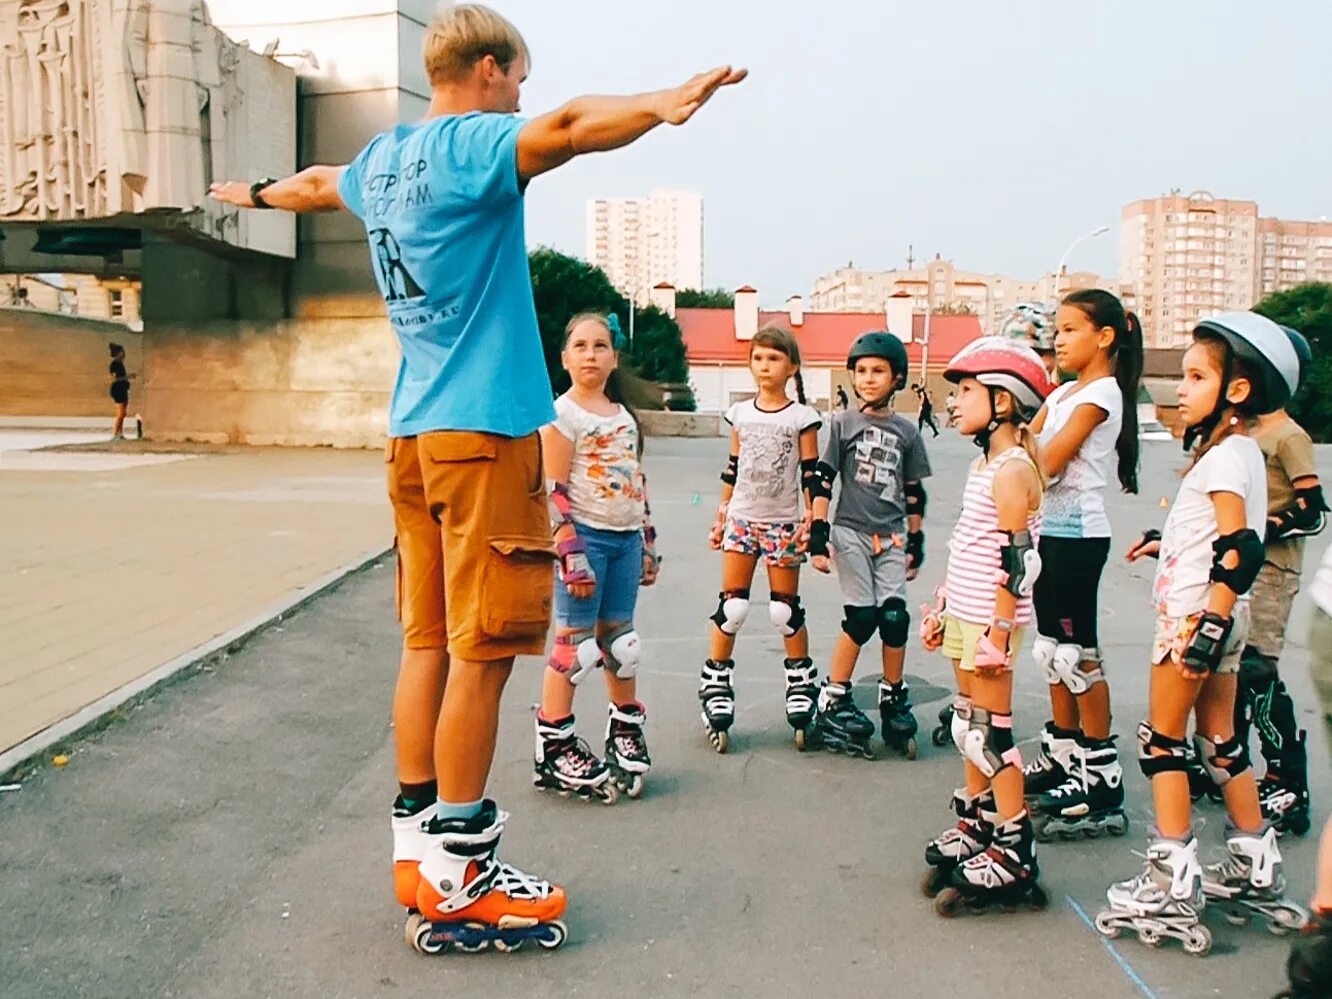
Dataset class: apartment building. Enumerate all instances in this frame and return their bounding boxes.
[586,189,704,305]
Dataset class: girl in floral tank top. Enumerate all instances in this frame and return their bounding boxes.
[919,337,1052,917]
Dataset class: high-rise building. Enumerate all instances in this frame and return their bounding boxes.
[809,256,1106,336]
[586,189,703,305]
[1120,190,1332,347]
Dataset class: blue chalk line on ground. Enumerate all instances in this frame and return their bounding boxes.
[1066,894,1161,999]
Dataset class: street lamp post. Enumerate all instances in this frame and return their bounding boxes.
[1055,225,1110,297]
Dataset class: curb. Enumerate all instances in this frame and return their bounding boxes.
[0,544,392,781]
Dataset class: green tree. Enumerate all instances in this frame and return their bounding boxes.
[676,287,735,308]
[1253,282,1332,441]
[527,246,690,406]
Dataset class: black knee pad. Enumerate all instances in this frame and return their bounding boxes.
[1194,733,1252,787]
[841,605,878,646]
[877,597,910,647]
[1136,721,1192,778]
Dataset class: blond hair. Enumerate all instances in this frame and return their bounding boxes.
[423,4,529,85]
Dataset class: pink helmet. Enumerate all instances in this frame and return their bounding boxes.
[944,336,1052,421]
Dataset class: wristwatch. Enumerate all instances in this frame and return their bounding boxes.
[249,177,278,209]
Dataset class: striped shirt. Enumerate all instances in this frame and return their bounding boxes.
[945,447,1044,626]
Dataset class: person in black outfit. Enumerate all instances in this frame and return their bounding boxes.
[836,384,850,410]
[913,383,940,437]
[108,342,134,439]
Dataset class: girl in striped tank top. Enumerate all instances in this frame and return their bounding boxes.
[920,337,1053,917]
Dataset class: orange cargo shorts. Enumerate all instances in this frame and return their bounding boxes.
[386,431,556,662]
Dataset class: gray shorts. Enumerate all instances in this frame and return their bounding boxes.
[830,525,908,607]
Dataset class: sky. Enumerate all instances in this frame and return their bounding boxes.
[485,0,1332,305]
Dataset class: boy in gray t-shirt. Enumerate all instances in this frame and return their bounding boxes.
[808,332,932,758]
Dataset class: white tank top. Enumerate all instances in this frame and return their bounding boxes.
[945,447,1043,626]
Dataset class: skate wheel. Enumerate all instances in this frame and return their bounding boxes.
[1184,925,1213,957]
[932,727,949,748]
[455,924,489,954]
[493,937,522,953]
[1034,823,1055,845]
[1027,883,1050,911]
[1085,825,1104,840]
[1108,815,1130,837]
[598,781,620,806]
[794,728,807,752]
[934,888,963,918]
[537,920,568,950]
[624,775,644,799]
[1138,928,1162,948]
[903,737,918,761]
[1269,907,1310,936]
[713,730,729,754]
[1093,911,1121,939]
[408,914,445,955]
[1225,908,1251,927]
[920,867,946,899]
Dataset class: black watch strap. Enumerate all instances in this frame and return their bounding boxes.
[250,178,278,209]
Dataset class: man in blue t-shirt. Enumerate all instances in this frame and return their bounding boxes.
[210,3,744,946]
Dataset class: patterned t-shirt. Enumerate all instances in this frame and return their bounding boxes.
[551,394,644,532]
[820,409,931,536]
[725,399,822,523]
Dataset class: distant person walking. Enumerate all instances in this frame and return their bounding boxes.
[915,384,940,437]
[108,342,133,440]
[836,384,850,410]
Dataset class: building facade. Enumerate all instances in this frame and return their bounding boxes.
[586,189,703,305]
[1121,191,1332,347]
[809,256,1105,336]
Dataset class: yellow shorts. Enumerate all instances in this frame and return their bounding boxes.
[941,614,1026,673]
[387,432,556,661]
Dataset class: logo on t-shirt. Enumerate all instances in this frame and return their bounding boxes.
[369,228,425,302]
[853,425,901,500]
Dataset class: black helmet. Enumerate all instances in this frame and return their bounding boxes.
[847,331,909,379]
[1281,325,1312,387]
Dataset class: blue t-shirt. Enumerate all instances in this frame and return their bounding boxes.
[338,113,554,438]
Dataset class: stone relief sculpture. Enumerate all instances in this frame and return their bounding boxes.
[0,0,289,231]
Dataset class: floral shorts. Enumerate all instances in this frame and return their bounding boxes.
[722,516,803,567]
[1150,603,1250,675]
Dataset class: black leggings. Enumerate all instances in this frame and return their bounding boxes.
[1032,536,1111,649]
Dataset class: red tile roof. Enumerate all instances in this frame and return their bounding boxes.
[677,307,984,366]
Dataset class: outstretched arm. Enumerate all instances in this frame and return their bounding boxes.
[517,65,747,182]
[208,166,347,213]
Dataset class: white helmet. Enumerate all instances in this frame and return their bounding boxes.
[1193,311,1299,415]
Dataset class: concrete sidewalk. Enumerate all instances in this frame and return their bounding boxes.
[1,434,390,758]
[1,433,1328,999]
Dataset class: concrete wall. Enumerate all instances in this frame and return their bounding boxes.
[142,318,397,447]
[1,308,143,418]
[639,411,722,438]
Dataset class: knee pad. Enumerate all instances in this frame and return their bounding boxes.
[769,592,806,637]
[1050,643,1104,695]
[876,597,910,648]
[710,589,750,635]
[1032,635,1058,685]
[841,605,878,646]
[600,624,642,679]
[1135,721,1192,778]
[961,707,1021,779]
[950,695,972,754]
[547,629,602,685]
[1194,733,1251,787]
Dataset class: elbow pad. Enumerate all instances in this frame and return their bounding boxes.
[905,481,927,518]
[1266,485,1328,543]
[807,461,836,501]
[720,453,739,486]
[1210,528,1264,595]
[997,529,1040,599]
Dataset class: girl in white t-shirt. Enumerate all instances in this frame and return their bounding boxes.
[535,314,661,804]
[1097,312,1306,954]
[700,325,822,752]
[1022,291,1143,842]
